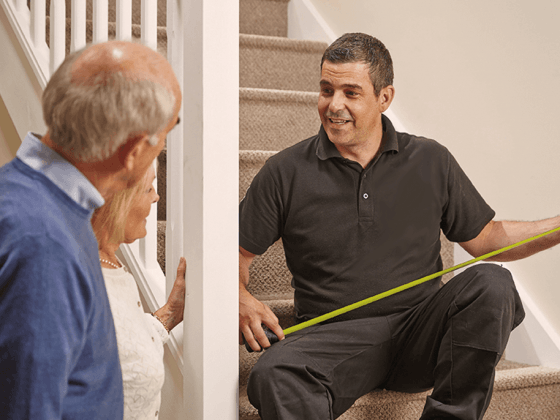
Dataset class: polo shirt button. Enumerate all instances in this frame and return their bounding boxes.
[137,301,141,307]
[155,411,159,417]
[363,193,369,199]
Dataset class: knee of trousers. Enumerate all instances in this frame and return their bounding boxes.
[248,348,305,401]
[451,263,525,352]
[461,263,519,306]
[247,347,329,408]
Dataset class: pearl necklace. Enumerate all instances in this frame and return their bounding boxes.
[99,258,121,269]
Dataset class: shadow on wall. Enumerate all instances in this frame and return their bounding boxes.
[0,94,20,166]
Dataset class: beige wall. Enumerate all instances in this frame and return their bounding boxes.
[0,94,19,166]
[309,0,560,334]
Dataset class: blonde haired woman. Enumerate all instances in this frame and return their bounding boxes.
[92,164,185,419]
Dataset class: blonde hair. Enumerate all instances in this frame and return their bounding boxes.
[92,171,149,247]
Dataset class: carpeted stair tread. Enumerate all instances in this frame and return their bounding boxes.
[240,0,290,38]
[240,34,327,92]
[240,88,320,151]
[239,363,560,420]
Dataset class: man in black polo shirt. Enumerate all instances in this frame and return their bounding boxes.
[239,33,560,420]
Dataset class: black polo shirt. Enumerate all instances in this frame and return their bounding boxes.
[239,115,495,322]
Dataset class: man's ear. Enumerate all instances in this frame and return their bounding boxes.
[379,85,395,113]
[117,134,150,172]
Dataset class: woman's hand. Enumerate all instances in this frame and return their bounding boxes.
[154,257,186,332]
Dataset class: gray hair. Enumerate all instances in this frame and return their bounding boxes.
[321,33,394,97]
[42,47,176,162]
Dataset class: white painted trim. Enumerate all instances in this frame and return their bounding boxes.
[180,0,239,417]
[0,4,46,139]
[0,0,49,87]
[506,279,560,368]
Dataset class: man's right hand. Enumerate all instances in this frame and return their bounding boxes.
[239,246,285,351]
[239,286,285,351]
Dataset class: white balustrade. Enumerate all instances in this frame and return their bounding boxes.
[92,0,108,43]
[141,0,157,51]
[70,0,86,52]
[49,0,65,74]
[116,0,132,41]
[30,0,45,48]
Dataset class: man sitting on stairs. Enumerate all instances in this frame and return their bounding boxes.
[239,32,560,420]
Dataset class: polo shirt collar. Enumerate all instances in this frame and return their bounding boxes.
[316,113,399,161]
[16,132,105,211]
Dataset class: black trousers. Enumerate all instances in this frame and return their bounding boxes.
[247,264,525,420]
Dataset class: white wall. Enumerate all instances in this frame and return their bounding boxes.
[306,0,560,336]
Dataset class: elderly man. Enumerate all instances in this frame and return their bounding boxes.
[0,41,181,419]
[239,33,560,419]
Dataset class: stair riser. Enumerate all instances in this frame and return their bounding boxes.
[240,37,326,92]
[240,0,289,37]
[240,91,321,151]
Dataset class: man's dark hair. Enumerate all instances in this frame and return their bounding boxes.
[321,33,394,96]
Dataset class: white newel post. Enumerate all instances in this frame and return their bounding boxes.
[176,0,240,418]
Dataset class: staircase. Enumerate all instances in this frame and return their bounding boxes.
[2,0,560,418]
[233,0,560,419]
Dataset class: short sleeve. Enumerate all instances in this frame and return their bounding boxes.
[239,159,285,255]
[441,152,495,242]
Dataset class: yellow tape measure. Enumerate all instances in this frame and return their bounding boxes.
[282,226,560,336]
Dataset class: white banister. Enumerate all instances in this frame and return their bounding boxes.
[70,0,86,52]
[93,0,108,43]
[116,0,131,41]
[176,0,240,417]
[13,0,24,13]
[49,0,65,74]
[141,0,157,52]
[30,0,45,48]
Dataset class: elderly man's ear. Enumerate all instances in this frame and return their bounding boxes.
[117,134,148,169]
[116,133,163,186]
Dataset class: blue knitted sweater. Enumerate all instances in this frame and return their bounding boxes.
[0,158,123,419]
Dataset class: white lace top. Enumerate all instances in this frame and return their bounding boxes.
[101,265,169,420]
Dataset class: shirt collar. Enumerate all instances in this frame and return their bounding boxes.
[316,113,400,161]
[16,133,105,211]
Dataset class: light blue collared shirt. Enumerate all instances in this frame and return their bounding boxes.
[16,133,105,211]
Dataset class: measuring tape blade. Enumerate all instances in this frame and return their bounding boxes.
[282,226,560,336]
